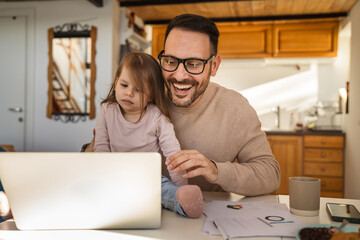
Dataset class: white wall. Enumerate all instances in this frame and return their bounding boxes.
[212,30,350,130]
[318,27,351,102]
[345,1,360,199]
[0,0,120,152]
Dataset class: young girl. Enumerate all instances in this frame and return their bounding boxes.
[94,52,203,218]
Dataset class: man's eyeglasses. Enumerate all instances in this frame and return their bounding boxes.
[158,50,215,75]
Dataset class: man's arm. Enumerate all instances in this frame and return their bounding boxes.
[167,144,280,196]
[214,105,281,196]
[214,154,280,196]
[166,91,280,196]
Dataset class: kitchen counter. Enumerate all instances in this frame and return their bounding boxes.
[264,129,345,136]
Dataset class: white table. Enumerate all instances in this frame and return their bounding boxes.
[0,192,359,240]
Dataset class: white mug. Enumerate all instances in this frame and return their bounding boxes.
[289,176,321,216]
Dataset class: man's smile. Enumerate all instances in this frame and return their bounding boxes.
[172,83,194,96]
[167,77,198,97]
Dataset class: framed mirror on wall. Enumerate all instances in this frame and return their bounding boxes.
[47,23,97,122]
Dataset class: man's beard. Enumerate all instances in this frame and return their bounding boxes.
[165,70,211,107]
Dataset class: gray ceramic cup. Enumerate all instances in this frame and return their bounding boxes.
[289,176,321,216]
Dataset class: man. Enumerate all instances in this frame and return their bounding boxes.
[157,14,280,196]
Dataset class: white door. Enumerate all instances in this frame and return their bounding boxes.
[0,16,26,151]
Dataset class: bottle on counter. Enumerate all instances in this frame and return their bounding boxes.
[295,122,303,132]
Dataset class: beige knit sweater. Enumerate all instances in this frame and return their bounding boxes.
[167,82,280,196]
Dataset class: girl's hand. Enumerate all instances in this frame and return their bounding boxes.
[166,150,218,183]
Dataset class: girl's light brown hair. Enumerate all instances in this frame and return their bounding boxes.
[102,52,170,120]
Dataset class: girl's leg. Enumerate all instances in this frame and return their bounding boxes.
[161,176,203,218]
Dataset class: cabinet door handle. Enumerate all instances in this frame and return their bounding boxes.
[321,152,326,158]
[321,182,326,187]
[321,168,326,172]
[321,140,327,145]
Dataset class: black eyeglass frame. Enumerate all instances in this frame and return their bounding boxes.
[157,50,215,75]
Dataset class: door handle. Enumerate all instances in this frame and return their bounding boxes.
[8,107,23,112]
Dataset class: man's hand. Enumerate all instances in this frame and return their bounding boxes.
[166,150,218,183]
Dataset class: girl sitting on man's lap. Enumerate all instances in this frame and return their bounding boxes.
[94,52,203,218]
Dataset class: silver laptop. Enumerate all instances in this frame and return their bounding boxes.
[0,152,161,230]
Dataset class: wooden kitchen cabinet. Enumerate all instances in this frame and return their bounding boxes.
[273,21,339,58]
[152,25,166,58]
[303,135,344,198]
[151,19,339,59]
[151,23,273,58]
[217,23,273,58]
[266,132,345,197]
[267,135,303,195]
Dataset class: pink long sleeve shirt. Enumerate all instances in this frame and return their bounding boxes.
[94,102,186,186]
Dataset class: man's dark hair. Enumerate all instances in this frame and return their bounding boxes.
[164,14,220,55]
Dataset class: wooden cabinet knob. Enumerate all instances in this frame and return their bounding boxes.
[321,168,326,172]
[321,152,326,158]
[321,182,326,187]
[321,140,327,145]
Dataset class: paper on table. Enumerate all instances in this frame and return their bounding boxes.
[203,201,287,235]
[203,201,266,235]
[202,201,305,238]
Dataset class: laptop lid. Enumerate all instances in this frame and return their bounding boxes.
[0,152,161,230]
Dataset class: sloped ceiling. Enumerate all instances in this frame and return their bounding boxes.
[0,0,103,7]
[2,0,358,23]
[118,0,359,24]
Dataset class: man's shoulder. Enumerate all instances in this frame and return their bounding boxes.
[210,82,247,102]
[207,83,254,117]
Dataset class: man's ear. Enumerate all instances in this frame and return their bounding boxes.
[210,55,221,77]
